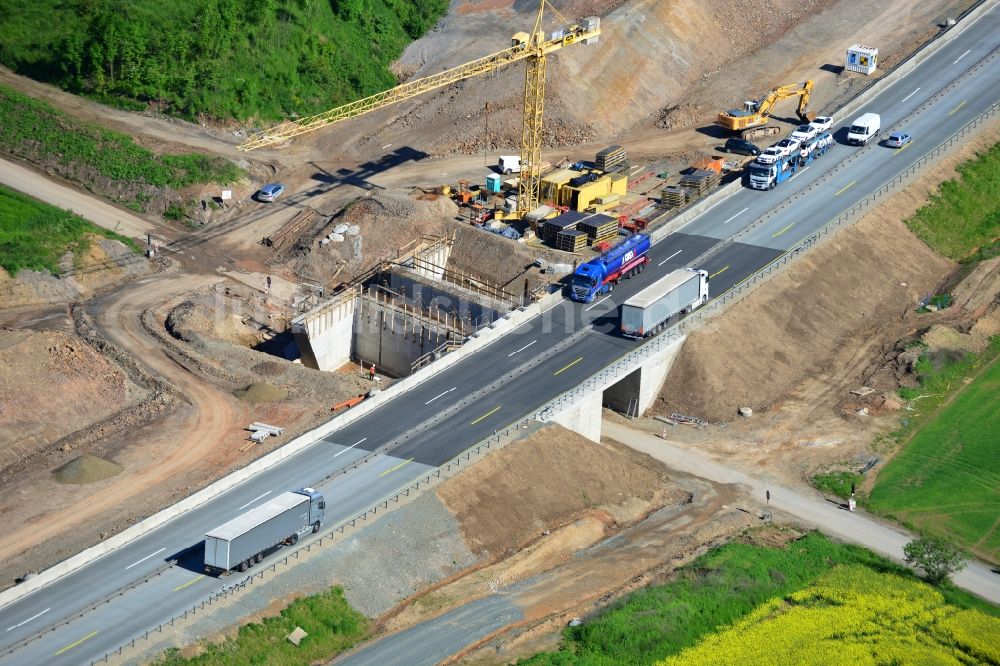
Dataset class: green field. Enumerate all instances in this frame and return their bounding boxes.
[152,586,367,665]
[659,565,1000,665]
[868,336,1000,562]
[0,185,140,275]
[517,531,999,666]
[0,0,447,122]
[905,141,1000,262]
[0,85,243,213]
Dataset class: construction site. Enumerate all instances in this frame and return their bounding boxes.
[0,0,999,663]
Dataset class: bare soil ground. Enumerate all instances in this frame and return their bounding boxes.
[0,271,373,589]
[654,121,1000,491]
[365,423,752,663]
[435,424,688,558]
[0,0,982,609]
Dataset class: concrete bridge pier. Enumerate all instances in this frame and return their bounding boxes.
[543,335,685,442]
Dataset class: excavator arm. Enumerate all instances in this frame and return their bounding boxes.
[755,80,814,121]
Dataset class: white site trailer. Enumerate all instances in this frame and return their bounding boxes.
[204,488,325,575]
[620,268,709,338]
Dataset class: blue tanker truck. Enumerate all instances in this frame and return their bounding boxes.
[567,233,651,303]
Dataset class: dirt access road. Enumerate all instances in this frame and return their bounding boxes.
[0,272,241,570]
[0,157,154,240]
[604,420,1000,605]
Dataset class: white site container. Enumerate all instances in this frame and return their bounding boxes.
[846,44,878,75]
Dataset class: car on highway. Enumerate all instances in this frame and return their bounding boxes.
[885,131,912,148]
[790,123,819,142]
[257,183,286,202]
[773,137,802,157]
[756,146,784,165]
[808,116,834,133]
[724,137,761,156]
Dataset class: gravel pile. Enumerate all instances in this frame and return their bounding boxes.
[52,454,122,484]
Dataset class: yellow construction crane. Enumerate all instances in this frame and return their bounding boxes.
[238,1,600,218]
[716,80,815,140]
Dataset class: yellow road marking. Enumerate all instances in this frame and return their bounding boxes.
[709,265,729,279]
[379,458,413,477]
[772,222,794,238]
[173,575,204,592]
[553,357,584,376]
[55,630,98,656]
[470,405,501,425]
[892,141,913,156]
[834,180,856,196]
[948,100,967,116]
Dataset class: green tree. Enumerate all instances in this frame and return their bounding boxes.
[903,536,969,585]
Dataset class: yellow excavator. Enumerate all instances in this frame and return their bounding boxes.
[716,80,815,140]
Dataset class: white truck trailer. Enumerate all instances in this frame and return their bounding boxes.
[204,488,325,575]
[620,268,709,338]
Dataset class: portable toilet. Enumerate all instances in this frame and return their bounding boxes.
[845,45,878,75]
[486,173,502,193]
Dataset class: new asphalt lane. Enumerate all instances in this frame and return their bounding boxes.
[2,6,999,662]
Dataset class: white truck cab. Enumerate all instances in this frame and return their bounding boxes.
[847,113,881,145]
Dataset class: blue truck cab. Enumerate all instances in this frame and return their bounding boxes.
[568,233,651,303]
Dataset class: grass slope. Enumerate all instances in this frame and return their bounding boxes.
[659,565,1000,665]
[152,586,367,665]
[905,141,1000,262]
[517,531,999,666]
[0,185,140,275]
[0,0,448,122]
[0,84,243,214]
[868,337,1000,562]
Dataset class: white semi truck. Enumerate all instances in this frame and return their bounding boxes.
[204,488,325,575]
[620,268,709,338]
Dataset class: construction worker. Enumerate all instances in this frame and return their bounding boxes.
[369,363,376,381]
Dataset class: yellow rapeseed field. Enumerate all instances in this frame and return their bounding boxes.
[659,565,1000,665]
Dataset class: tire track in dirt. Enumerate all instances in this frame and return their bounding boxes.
[0,273,236,563]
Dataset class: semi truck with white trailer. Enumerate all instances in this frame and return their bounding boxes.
[620,268,709,338]
[204,488,325,575]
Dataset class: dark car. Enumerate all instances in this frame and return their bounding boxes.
[724,138,761,156]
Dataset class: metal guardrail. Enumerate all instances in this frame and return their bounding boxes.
[74,17,1000,666]
[86,324,593,664]
[532,96,1000,423]
[688,44,999,272]
[89,418,538,665]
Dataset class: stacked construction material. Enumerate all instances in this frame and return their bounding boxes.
[679,168,720,196]
[542,216,579,243]
[661,185,689,208]
[596,145,628,172]
[556,229,588,253]
[577,213,618,245]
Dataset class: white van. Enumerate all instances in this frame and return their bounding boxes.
[498,155,521,175]
[847,113,881,146]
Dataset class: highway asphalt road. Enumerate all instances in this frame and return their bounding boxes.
[335,420,1000,666]
[2,6,999,663]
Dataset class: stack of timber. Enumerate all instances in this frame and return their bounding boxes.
[556,229,588,252]
[262,207,322,248]
[661,185,689,208]
[679,169,720,196]
[577,214,618,245]
[596,145,628,172]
